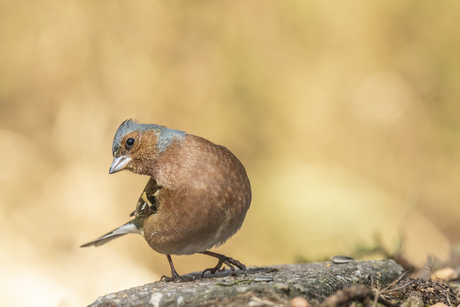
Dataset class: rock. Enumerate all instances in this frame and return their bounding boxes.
[88,260,403,307]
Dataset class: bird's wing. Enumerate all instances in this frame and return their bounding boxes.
[130,177,161,218]
[80,219,143,247]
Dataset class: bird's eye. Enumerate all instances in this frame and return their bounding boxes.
[126,138,135,148]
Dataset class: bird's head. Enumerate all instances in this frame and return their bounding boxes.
[109,119,186,175]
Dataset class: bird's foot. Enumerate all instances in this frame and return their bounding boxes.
[160,274,182,282]
[160,274,198,282]
[201,252,247,278]
[161,257,183,282]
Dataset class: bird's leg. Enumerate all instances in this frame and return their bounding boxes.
[160,255,182,282]
[200,251,247,278]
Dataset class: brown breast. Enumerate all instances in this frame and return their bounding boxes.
[143,134,251,255]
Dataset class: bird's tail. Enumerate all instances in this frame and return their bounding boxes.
[80,218,143,248]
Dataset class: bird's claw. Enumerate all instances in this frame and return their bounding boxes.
[201,255,247,278]
[160,274,183,282]
[160,266,182,282]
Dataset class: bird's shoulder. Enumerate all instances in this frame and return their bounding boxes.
[130,177,161,218]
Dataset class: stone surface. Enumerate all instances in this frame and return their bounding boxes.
[88,260,403,307]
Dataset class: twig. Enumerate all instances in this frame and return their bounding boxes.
[372,284,381,307]
[381,271,409,292]
[445,288,453,307]
[380,279,418,293]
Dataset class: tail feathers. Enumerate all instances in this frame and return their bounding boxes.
[80,219,143,248]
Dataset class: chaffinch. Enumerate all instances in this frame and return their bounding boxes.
[81,119,252,280]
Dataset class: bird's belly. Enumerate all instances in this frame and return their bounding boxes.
[143,206,244,255]
[143,225,225,255]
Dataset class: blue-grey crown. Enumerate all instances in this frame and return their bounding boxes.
[112,119,186,155]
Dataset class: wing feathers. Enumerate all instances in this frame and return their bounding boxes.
[80,219,142,248]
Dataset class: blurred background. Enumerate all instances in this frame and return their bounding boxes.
[1,0,460,306]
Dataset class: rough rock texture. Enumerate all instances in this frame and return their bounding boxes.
[89,260,403,307]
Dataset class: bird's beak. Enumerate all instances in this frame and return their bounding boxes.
[109,155,132,174]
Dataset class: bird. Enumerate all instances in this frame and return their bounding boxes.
[81,119,252,281]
